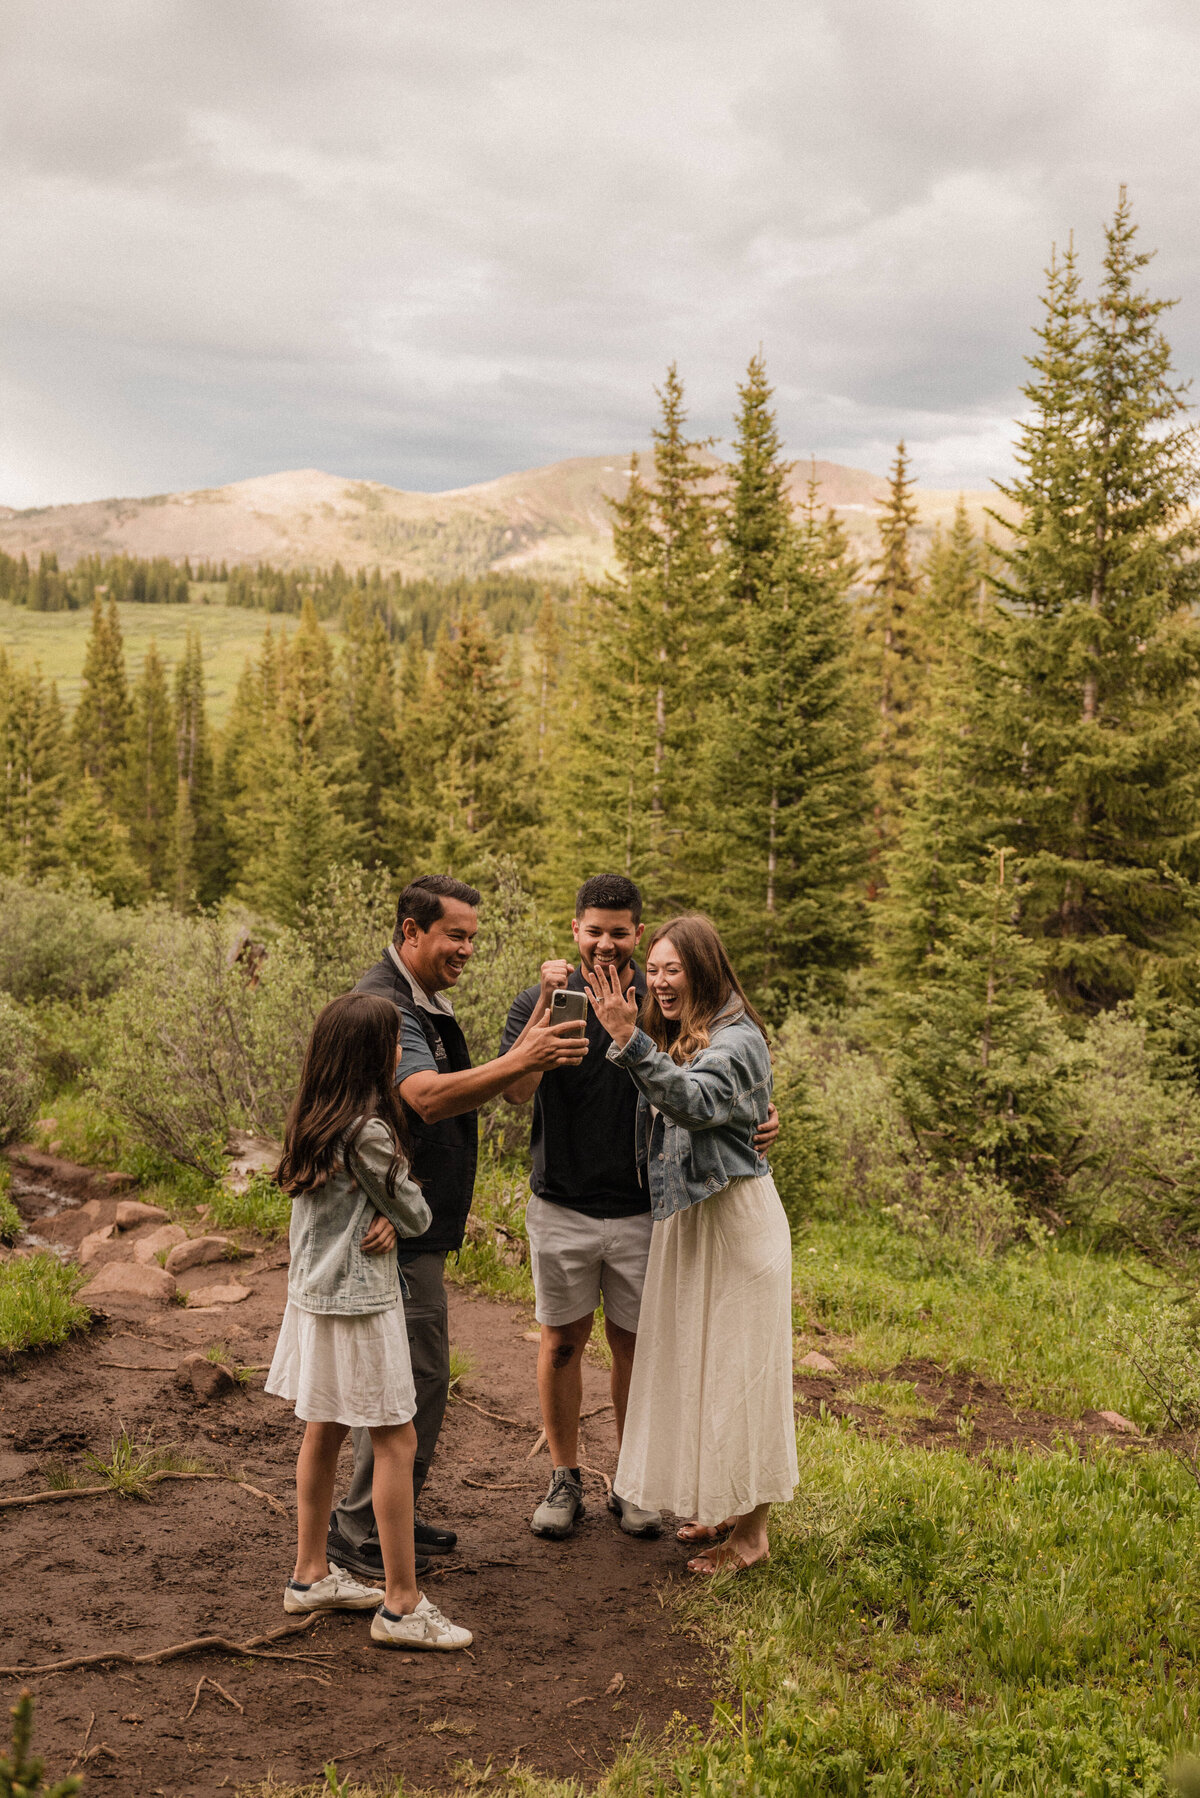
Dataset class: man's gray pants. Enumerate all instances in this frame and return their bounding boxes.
[332,1251,449,1549]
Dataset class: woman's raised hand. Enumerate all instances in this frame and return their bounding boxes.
[581,960,640,1048]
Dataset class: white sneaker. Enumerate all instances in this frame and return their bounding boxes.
[284,1570,385,1613]
[370,1593,473,1651]
[608,1490,663,1537]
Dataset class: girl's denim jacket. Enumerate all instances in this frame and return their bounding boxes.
[286,1117,431,1316]
[605,1003,773,1222]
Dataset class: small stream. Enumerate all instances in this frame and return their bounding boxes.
[7,1168,82,1260]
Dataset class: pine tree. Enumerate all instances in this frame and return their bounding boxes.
[171,629,221,903]
[970,195,1200,1012]
[890,849,1076,1197]
[415,614,535,878]
[922,499,983,676]
[724,351,791,617]
[0,652,67,878]
[340,593,400,863]
[57,773,146,905]
[855,442,925,887]
[547,368,720,915]
[73,597,129,802]
[704,481,871,1010]
[122,641,176,888]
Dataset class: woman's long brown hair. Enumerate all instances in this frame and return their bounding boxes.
[276,992,414,1200]
[640,913,769,1065]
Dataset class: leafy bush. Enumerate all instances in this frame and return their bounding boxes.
[0,875,140,1004]
[1111,1294,1200,1487]
[766,1017,832,1231]
[0,996,41,1146]
[91,858,552,1178]
[0,1162,20,1243]
[1070,1009,1200,1270]
[206,1169,291,1240]
[775,1018,912,1215]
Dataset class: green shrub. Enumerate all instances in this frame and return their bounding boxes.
[0,995,41,1146]
[0,1163,20,1243]
[0,874,140,1004]
[1070,1009,1200,1271]
[0,1254,89,1355]
[775,1017,913,1215]
[206,1169,291,1240]
[766,1017,832,1230]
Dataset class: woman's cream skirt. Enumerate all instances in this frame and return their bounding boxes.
[614,1172,798,1525]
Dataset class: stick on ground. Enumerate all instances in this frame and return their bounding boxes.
[0,1614,324,1678]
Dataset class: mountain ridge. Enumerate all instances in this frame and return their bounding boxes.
[0,456,1007,583]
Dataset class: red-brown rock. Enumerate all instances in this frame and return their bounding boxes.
[185,1281,251,1307]
[83,1262,177,1304]
[132,1224,189,1265]
[165,1235,236,1275]
[175,1352,237,1401]
[114,1199,168,1228]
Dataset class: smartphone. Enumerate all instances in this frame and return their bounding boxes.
[550,989,588,1035]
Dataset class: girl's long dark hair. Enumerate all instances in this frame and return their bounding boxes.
[276,992,414,1200]
[640,913,769,1065]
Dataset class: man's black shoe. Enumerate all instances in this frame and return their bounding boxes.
[326,1520,430,1580]
[414,1518,458,1555]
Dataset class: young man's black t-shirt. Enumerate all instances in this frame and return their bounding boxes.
[500,965,648,1220]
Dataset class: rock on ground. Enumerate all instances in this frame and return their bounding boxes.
[133,1224,190,1265]
[185,1281,252,1307]
[114,1199,169,1228]
[84,1262,177,1304]
[166,1235,236,1275]
[175,1352,238,1401]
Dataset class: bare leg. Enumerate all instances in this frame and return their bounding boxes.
[370,1422,420,1615]
[604,1317,637,1452]
[688,1502,771,1575]
[294,1421,350,1583]
[537,1313,594,1467]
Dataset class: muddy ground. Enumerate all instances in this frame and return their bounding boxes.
[0,1149,1143,1795]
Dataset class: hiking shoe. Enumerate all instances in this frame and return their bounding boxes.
[531,1466,585,1538]
[371,1594,473,1651]
[327,1518,430,1580]
[284,1570,384,1614]
[607,1490,663,1538]
[414,1517,458,1554]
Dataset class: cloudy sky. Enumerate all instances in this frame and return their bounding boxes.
[3,0,1198,506]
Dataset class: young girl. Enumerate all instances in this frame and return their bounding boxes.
[266,991,472,1651]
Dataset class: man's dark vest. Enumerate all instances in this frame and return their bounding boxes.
[355,954,478,1261]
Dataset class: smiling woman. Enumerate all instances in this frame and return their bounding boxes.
[585,912,798,1575]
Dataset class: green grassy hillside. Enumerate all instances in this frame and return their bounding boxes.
[0,593,319,728]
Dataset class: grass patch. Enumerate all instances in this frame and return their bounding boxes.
[205,1169,291,1240]
[0,1161,21,1243]
[793,1216,1162,1421]
[447,1345,475,1399]
[82,1427,207,1497]
[205,1342,253,1383]
[0,1253,89,1354]
[657,1423,1200,1796]
[844,1377,937,1420]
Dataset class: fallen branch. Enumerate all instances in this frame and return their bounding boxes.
[0,1614,325,1678]
[460,1477,530,1491]
[96,1360,176,1372]
[580,1462,613,1496]
[0,1470,286,1516]
[525,1430,547,1459]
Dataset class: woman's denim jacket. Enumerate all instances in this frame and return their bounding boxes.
[286,1117,431,1316]
[605,1003,773,1222]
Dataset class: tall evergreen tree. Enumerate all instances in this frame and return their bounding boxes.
[172,629,221,905]
[856,442,925,888]
[0,652,67,878]
[970,194,1200,1012]
[548,368,719,915]
[122,641,176,889]
[704,453,871,1010]
[340,592,400,863]
[73,596,129,803]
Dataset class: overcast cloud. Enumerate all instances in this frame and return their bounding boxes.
[2,0,1198,505]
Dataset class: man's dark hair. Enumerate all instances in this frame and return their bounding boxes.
[395,874,482,940]
[574,873,642,924]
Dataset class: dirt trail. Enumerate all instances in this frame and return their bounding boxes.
[0,1153,711,1795]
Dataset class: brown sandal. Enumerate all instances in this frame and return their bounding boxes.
[675,1518,735,1544]
[686,1543,769,1576]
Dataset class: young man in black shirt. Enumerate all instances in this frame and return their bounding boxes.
[500,874,779,1541]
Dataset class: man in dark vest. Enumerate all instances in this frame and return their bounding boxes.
[326,874,587,1582]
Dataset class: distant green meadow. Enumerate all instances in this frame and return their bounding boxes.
[0,591,320,728]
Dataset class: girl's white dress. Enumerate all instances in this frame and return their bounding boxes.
[266,1303,416,1429]
[615,1171,798,1525]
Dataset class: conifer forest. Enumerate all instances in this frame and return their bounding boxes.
[10,194,1200,1794]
